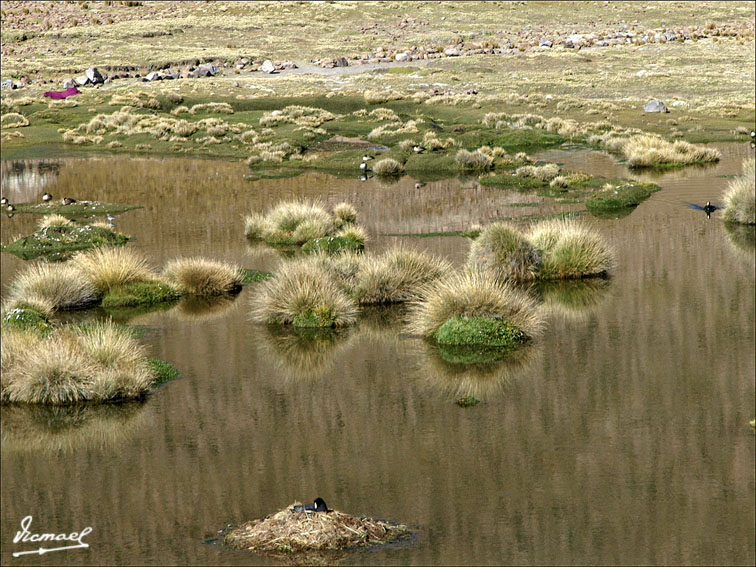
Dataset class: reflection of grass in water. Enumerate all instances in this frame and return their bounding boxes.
[1,401,150,454]
[169,293,240,322]
[724,223,755,268]
[537,278,611,322]
[260,325,352,383]
[413,339,540,400]
[245,239,302,263]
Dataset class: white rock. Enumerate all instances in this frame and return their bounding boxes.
[261,60,276,74]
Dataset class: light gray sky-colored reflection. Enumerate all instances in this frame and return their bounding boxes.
[0,144,754,565]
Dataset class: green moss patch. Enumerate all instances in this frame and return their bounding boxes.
[1,307,53,334]
[302,235,364,255]
[241,268,274,283]
[480,173,549,190]
[586,183,660,212]
[292,307,340,328]
[1,225,129,260]
[10,201,141,216]
[435,316,529,347]
[101,281,182,309]
[456,395,481,407]
[147,358,181,385]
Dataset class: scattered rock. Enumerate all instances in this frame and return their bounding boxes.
[334,56,349,67]
[75,75,89,86]
[63,78,76,89]
[644,99,669,113]
[144,71,162,81]
[280,61,297,69]
[539,40,553,48]
[261,59,276,73]
[85,67,104,84]
[395,52,409,62]
[1,79,13,90]
[444,47,460,56]
[196,64,219,77]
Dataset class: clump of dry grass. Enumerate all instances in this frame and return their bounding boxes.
[515,163,561,182]
[250,257,358,327]
[259,105,336,128]
[528,220,614,279]
[0,112,29,128]
[455,149,493,171]
[619,134,721,167]
[722,157,755,224]
[372,157,404,176]
[162,257,243,295]
[1,322,156,404]
[245,200,364,246]
[225,503,409,553]
[352,246,452,304]
[36,214,73,229]
[7,263,98,310]
[188,102,234,114]
[407,269,544,339]
[71,247,155,294]
[468,223,540,282]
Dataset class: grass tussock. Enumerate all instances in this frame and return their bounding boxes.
[372,158,404,176]
[619,134,721,167]
[245,200,364,246]
[455,149,493,171]
[723,158,755,224]
[407,269,544,340]
[251,257,358,327]
[1,322,156,404]
[37,214,73,229]
[353,246,452,304]
[515,163,561,182]
[162,257,243,295]
[468,223,540,282]
[225,503,409,553]
[528,220,614,279]
[1,295,55,333]
[71,247,155,294]
[8,263,98,310]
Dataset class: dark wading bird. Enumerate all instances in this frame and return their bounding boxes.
[686,201,722,219]
[42,192,53,202]
[292,498,330,513]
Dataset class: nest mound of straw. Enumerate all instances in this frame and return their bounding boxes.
[224,503,409,554]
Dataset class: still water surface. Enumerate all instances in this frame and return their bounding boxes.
[1,145,754,565]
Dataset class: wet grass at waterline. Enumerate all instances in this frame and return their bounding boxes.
[586,182,661,213]
[722,157,755,225]
[0,321,180,405]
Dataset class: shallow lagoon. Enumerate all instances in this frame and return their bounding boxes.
[1,144,754,565]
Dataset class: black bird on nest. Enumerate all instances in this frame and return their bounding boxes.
[292,498,330,513]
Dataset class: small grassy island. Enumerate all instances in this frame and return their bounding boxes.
[2,215,129,260]
[722,158,755,225]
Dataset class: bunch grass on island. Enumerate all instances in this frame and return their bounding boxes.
[528,219,614,279]
[250,256,358,327]
[224,502,409,554]
[607,134,721,168]
[407,269,544,349]
[162,257,244,295]
[245,200,366,247]
[468,220,614,282]
[722,157,755,225]
[0,322,172,405]
[352,246,453,305]
[71,246,156,295]
[6,262,98,310]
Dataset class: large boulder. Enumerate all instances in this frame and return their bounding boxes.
[85,67,104,84]
[75,75,90,86]
[334,56,349,67]
[196,64,219,77]
[63,78,76,89]
[644,99,669,113]
[444,47,460,56]
[144,71,162,81]
[261,60,276,73]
